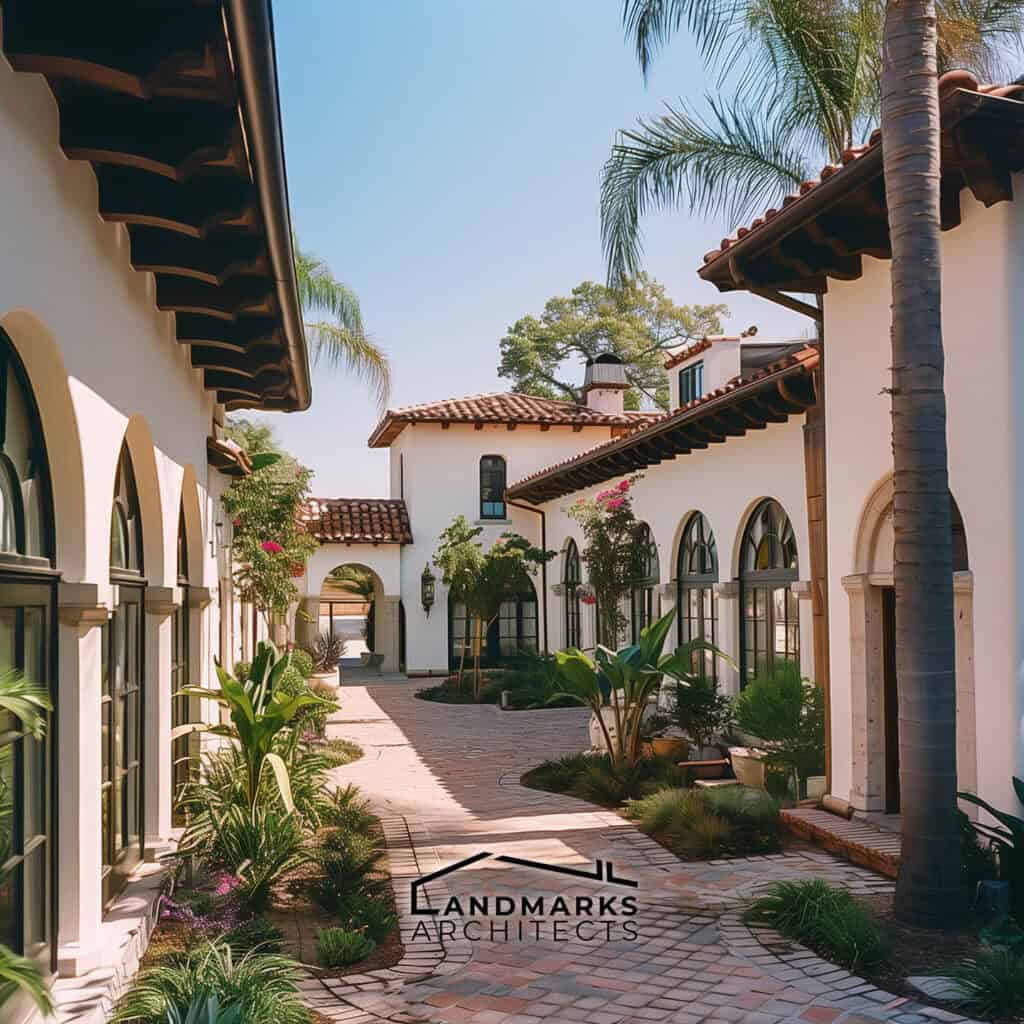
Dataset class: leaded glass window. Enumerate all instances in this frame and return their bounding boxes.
[677,512,718,680]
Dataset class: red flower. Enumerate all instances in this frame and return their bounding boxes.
[261,540,284,554]
[617,479,630,492]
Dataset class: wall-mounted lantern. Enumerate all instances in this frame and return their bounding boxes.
[421,564,436,617]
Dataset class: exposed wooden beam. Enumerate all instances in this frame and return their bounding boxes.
[129,227,266,285]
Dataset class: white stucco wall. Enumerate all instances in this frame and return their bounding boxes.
[390,421,625,672]
[824,179,1022,813]
[0,51,233,974]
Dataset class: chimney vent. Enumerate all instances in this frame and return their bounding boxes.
[582,353,628,413]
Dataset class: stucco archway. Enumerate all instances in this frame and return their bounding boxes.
[843,474,976,813]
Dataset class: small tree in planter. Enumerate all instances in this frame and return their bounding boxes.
[433,517,553,697]
[567,477,646,646]
[734,663,825,798]
[669,674,735,759]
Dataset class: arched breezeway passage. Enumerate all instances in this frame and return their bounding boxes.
[843,477,974,814]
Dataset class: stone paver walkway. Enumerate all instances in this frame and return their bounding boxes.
[302,684,977,1024]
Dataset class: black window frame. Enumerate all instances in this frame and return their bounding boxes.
[171,504,192,826]
[629,523,659,644]
[679,360,704,406]
[479,455,507,520]
[563,539,582,649]
[677,512,719,682]
[739,499,799,686]
[0,329,57,977]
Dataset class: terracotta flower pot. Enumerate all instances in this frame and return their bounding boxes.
[651,737,689,759]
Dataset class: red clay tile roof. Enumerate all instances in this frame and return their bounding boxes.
[301,498,412,545]
[508,346,820,503]
[699,71,1024,272]
[368,392,656,447]
[663,336,724,370]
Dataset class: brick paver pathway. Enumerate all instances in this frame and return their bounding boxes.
[300,685,976,1024]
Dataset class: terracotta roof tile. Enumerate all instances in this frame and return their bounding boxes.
[368,392,655,447]
[508,346,820,500]
[700,71,1024,270]
[301,498,412,545]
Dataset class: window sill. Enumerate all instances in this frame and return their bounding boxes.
[475,519,512,527]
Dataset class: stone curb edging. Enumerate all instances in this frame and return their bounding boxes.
[299,813,474,1023]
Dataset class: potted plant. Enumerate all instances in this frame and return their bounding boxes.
[668,675,734,777]
[312,631,346,694]
[734,663,826,799]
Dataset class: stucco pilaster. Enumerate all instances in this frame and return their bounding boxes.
[378,595,402,674]
[714,581,740,696]
[144,587,178,848]
[295,595,319,651]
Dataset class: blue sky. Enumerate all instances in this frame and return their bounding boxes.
[267,0,807,497]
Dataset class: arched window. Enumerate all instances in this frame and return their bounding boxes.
[103,443,146,903]
[171,503,191,825]
[629,523,659,643]
[740,499,799,685]
[0,330,55,971]
[677,512,718,680]
[479,456,507,520]
[563,539,582,649]
[448,578,538,669]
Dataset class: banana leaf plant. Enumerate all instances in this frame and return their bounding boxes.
[174,642,332,813]
[554,609,727,767]
[958,778,1024,910]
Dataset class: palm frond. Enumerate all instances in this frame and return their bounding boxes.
[0,669,51,740]
[936,0,1024,79]
[0,944,53,1015]
[601,95,809,287]
[622,0,739,77]
[303,321,391,409]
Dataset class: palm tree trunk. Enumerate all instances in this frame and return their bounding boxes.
[881,0,962,927]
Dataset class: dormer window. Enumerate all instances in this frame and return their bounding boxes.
[679,361,704,405]
[480,455,507,519]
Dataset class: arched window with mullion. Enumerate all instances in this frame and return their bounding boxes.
[677,512,718,681]
[563,539,582,649]
[103,443,146,904]
[0,328,56,974]
[171,503,192,825]
[740,499,799,686]
[629,523,659,643]
[479,456,507,520]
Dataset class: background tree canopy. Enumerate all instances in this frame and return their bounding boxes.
[497,274,726,411]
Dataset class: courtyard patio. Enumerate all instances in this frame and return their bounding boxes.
[298,685,977,1024]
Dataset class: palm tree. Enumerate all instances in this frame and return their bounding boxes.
[880,0,961,927]
[293,239,391,408]
[602,0,1024,286]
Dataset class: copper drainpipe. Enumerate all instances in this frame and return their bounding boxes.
[507,498,549,655]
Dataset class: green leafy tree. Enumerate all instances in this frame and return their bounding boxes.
[433,517,553,695]
[221,425,319,629]
[602,0,1024,285]
[498,275,724,410]
[294,237,391,409]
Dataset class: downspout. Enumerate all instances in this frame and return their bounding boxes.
[507,499,549,655]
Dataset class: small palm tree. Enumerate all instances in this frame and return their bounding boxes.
[293,238,391,408]
[601,0,1024,285]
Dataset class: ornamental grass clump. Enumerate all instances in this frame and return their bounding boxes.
[745,879,884,972]
[949,950,1024,1018]
[316,927,375,968]
[336,893,398,943]
[111,942,310,1024]
[309,831,386,913]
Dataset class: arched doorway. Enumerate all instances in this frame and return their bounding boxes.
[0,327,56,973]
[739,499,799,686]
[845,478,973,813]
[448,577,539,670]
[320,564,381,663]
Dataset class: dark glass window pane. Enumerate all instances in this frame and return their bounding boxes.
[0,862,19,949]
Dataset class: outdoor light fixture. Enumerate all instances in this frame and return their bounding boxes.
[421,563,436,616]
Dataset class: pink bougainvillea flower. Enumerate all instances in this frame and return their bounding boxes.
[213,873,241,896]
[617,479,630,492]
[596,489,616,503]
[581,595,597,605]
[232,518,241,527]
[606,497,625,510]
[261,540,284,554]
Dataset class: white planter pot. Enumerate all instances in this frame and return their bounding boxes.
[588,699,658,754]
[310,671,341,700]
[806,775,827,801]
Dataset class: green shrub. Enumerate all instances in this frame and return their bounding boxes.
[669,677,733,753]
[521,753,594,793]
[320,739,363,768]
[316,927,375,968]
[222,918,284,956]
[287,649,313,679]
[211,806,307,913]
[310,831,385,912]
[576,758,646,805]
[522,752,690,805]
[232,662,251,686]
[415,680,478,704]
[705,786,781,830]
[623,788,734,858]
[166,993,243,1023]
[336,893,397,943]
[321,784,377,835]
[745,879,884,971]
[111,942,310,1024]
[949,950,1024,1018]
